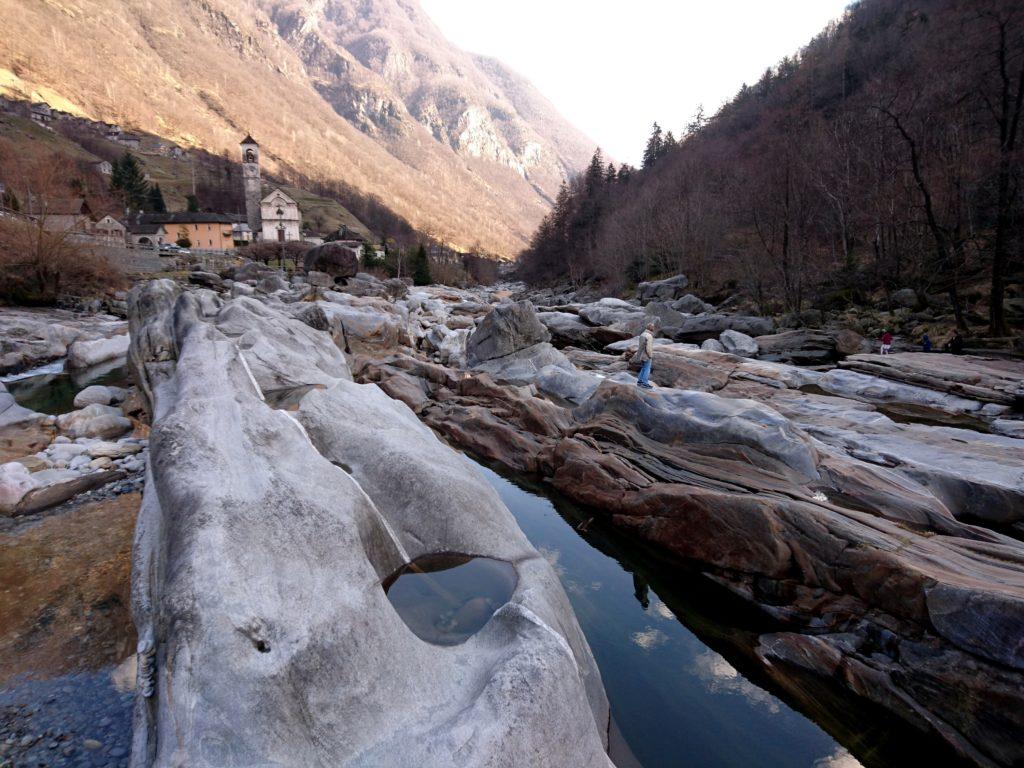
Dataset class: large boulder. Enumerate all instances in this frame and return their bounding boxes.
[754,330,837,365]
[66,334,130,369]
[671,294,714,314]
[126,281,613,767]
[466,300,550,365]
[538,311,630,349]
[577,299,645,329]
[719,329,759,357]
[666,314,774,343]
[637,274,689,302]
[644,301,685,327]
[303,242,359,279]
[56,403,132,440]
[73,384,128,408]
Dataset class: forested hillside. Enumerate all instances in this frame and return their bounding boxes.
[0,0,596,256]
[519,0,1024,336]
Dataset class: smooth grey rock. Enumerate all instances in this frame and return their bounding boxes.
[577,302,645,329]
[671,294,714,314]
[127,281,613,768]
[719,329,759,357]
[56,404,132,440]
[637,274,689,302]
[645,302,685,327]
[575,380,820,481]
[667,315,775,343]
[73,385,128,408]
[701,338,725,353]
[87,441,144,459]
[188,271,223,289]
[257,274,289,293]
[66,334,130,369]
[535,365,603,405]
[471,342,573,385]
[215,297,353,398]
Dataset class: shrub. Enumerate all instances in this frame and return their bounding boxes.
[0,217,127,304]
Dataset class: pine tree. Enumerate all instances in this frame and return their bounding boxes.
[605,162,617,184]
[642,123,663,169]
[361,242,381,269]
[186,194,199,212]
[583,148,605,196]
[147,183,167,213]
[661,130,677,158]
[412,244,432,286]
[110,151,150,210]
[618,164,633,184]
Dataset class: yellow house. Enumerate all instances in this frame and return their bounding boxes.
[139,212,240,250]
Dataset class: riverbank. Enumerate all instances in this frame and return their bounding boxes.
[1,265,1021,766]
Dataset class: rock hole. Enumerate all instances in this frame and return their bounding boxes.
[383,553,518,646]
[254,639,270,653]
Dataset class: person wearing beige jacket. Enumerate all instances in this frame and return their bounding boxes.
[636,322,655,389]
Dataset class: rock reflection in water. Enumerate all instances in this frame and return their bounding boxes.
[383,554,518,646]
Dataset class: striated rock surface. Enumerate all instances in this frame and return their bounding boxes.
[126,280,613,768]
[349,280,1024,767]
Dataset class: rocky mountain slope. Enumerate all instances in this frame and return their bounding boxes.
[0,0,596,255]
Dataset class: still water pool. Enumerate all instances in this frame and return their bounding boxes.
[3,359,132,415]
[471,460,857,768]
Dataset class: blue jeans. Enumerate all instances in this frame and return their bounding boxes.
[637,359,652,386]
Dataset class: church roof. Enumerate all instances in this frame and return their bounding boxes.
[261,187,297,206]
[240,134,259,146]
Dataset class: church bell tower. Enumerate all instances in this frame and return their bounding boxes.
[240,134,262,241]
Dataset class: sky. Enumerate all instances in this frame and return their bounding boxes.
[419,0,852,165]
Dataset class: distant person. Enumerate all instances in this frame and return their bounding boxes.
[945,329,965,355]
[635,322,655,389]
[880,330,893,355]
[922,333,932,352]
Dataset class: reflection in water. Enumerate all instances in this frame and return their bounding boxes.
[4,359,132,415]
[690,650,781,714]
[383,553,518,646]
[470,457,853,768]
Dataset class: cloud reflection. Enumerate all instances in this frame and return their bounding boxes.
[814,747,863,768]
[630,627,669,650]
[690,650,780,713]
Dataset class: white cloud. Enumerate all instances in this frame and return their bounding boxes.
[420,0,850,165]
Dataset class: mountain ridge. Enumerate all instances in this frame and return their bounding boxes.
[0,0,597,255]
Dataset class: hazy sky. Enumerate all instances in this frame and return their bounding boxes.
[419,0,852,165]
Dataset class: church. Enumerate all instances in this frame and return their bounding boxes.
[240,135,303,242]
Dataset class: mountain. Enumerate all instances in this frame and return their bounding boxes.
[518,0,1023,335]
[0,0,597,256]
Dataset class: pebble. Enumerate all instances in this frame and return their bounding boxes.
[83,738,102,750]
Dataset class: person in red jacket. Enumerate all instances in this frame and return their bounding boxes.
[880,330,893,355]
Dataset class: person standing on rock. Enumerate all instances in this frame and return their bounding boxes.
[945,329,965,355]
[880,330,893,355]
[922,332,932,352]
[636,323,655,389]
